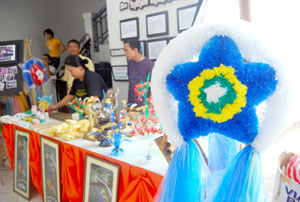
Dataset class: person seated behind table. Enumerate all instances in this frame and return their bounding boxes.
[42,54,56,76]
[62,39,95,92]
[48,55,108,111]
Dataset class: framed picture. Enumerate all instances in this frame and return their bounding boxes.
[41,136,61,202]
[147,38,171,61]
[110,48,125,57]
[139,40,147,57]
[13,129,30,200]
[120,17,139,40]
[0,43,17,64]
[146,11,169,38]
[177,4,198,33]
[112,66,128,81]
[83,154,120,202]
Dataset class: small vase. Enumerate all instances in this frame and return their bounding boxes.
[111,147,124,156]
[146,139,154,161]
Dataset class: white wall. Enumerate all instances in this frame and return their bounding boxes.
[106,0,199,108]
[50,0,106,51]
[0,0,106,60]
[0,0,53,58]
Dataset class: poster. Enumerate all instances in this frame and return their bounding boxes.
[0,44,16,62]
[0,66,19,89]
[6,80,17,89]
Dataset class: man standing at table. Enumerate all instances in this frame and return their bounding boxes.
[62,39,95,92]
[123,38,154,106]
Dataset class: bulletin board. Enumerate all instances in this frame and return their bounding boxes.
[0,40,24,96]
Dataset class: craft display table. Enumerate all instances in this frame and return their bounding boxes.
[2,122,168,202]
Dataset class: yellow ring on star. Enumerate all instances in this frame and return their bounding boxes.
[188,64,247,123]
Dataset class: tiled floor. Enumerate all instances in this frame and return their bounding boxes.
[0,168,42,202]
[0,123,299,202]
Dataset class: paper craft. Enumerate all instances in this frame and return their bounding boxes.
[151,1,296,201]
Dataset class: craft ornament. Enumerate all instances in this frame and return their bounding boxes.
[165,35,277,144]
[151,18,293,202]
[23,59,48,88]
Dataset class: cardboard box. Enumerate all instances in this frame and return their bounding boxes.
[273,152,300,202]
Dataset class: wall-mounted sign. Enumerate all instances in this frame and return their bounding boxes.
[129,0,148,10]
[120,1,128,11]
[120,0,174,11]
[149,0,173,6]
[110,48,125,57]
[112,66,128,81]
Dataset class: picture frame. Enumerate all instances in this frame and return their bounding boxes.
[139,40,147,57]
[13,129,31,200]
[147,38,171,61]
[110,48,125,57]
[112,66,128,81]
[40,136,61,202]
[0,42,17,64]
[120,17,139,40]
[83,154,120,202]
[177,4,198,33]
[146,11,169,38]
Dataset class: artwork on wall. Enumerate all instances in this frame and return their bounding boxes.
[110,48,125,57]
[112,66,129,81]
[139,40,147,57]
[41,136,61,202]
[83,154,120,202]
[120,17,139,40]
[0,40,24,96]
[177,4,198,33]
[146,11,169,38]
[13,129,31,200]
[0,66,18,90]
[147,38,171,61]
[0,44,17,64]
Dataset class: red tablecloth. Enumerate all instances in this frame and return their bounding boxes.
[2,123,163,202]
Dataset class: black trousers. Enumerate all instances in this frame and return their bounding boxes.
[51,57,60,69]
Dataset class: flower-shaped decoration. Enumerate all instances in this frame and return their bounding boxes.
[38,95,53,111]
[166,35,278,144]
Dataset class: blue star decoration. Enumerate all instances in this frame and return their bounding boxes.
[166,35,278,144]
